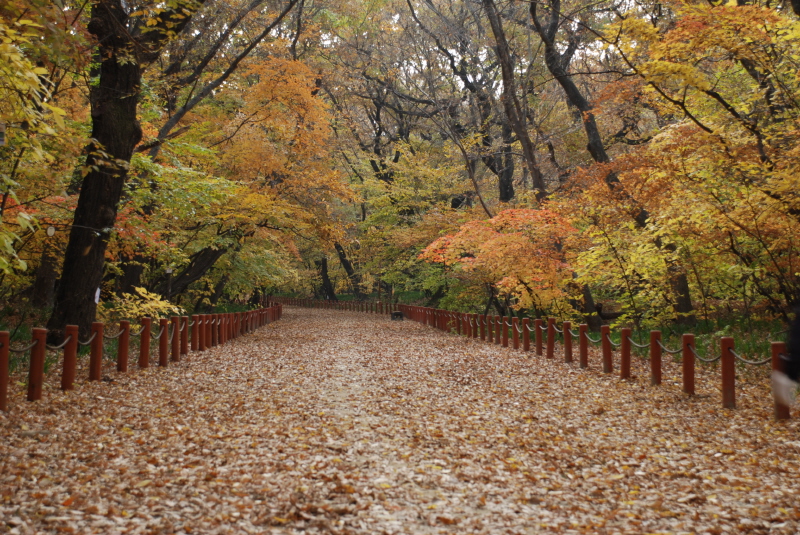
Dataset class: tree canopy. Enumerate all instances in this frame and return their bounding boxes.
[1,0,799,334]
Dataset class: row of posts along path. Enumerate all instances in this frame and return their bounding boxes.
[1,307,799,534]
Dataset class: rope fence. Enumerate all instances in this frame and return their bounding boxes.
[0,305,283,412]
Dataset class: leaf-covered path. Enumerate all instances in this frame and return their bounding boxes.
[2,308,799,534]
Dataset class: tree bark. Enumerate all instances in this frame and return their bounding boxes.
[46,0,206,341]
[530,0,695,325]
[334,242,365,299]
[482,0,547,201]
[315,257,337,301]
[31,247,57,309]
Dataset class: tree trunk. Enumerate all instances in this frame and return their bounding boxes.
[31,247,57,309]
[46,0,206,341]
[315,257,337,301]
[47,0,143,340]
[531,0,695,325]
[334,242,365,298]
[156,246,229,297]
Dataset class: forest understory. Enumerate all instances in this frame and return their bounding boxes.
[1,307,798,535]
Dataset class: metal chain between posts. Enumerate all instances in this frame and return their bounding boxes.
[729,348,771,366]
[151,326,166,341]
[605,332,622,348]
[688,344,721,363]
[46,334,73,351]
[78,332,97,346]
[626,336,649,349]
[7,339,40,353]
[656,339,682,355]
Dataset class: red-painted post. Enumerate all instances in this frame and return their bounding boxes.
[171,316,180,362]
[563,322,572,363]
[61,325,78,390]
[198,315,206,350]
[620,327,631,379]
[601,325,612,373]
[534,319,543,356]
[487,316,494,343]
[772,341,790,420]
[480,315,487,341]
[118,320,130,372]
[0,332,8,410]
[721,337,736,409]
[89,322,104,381]
[501,317,509,347]
[512,317,519,350]
[682,334,695,395]
[139,317,151,368]
[192,315,200,350]
[495,316,502,345]
[181,316,189,355]
[579,324,588,369]
[522,318,531,352]
[159,318,169,367]
[27,328,48,401]
[546,318,555,359]
[473,314,479,339]
[650,331,662,386]
[211,314,218,347]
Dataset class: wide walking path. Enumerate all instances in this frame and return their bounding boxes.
[1,308,799,534]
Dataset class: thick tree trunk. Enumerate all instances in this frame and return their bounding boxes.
[47,1,142,341]
[46,0,206,341]
[315,257,337,301]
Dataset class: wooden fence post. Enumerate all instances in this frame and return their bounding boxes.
[620,327,631,379]
[579,324,588,369]
[682,334,695,395]
[563,321,572,363]
[721,337,735,409]
[159,318,169,367]
[171,316,180,362]
[601,325,612,373]
[89,322,104,381]
[61,325,79,391]
[512,317,519,349]
[118,320,130,372]
[522,319,530,352]
[534,319,543,356]
[139,317,151,368]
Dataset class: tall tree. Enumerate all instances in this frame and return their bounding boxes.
[47,0,209,339]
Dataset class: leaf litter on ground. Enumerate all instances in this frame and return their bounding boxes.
[0,307,799,534]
